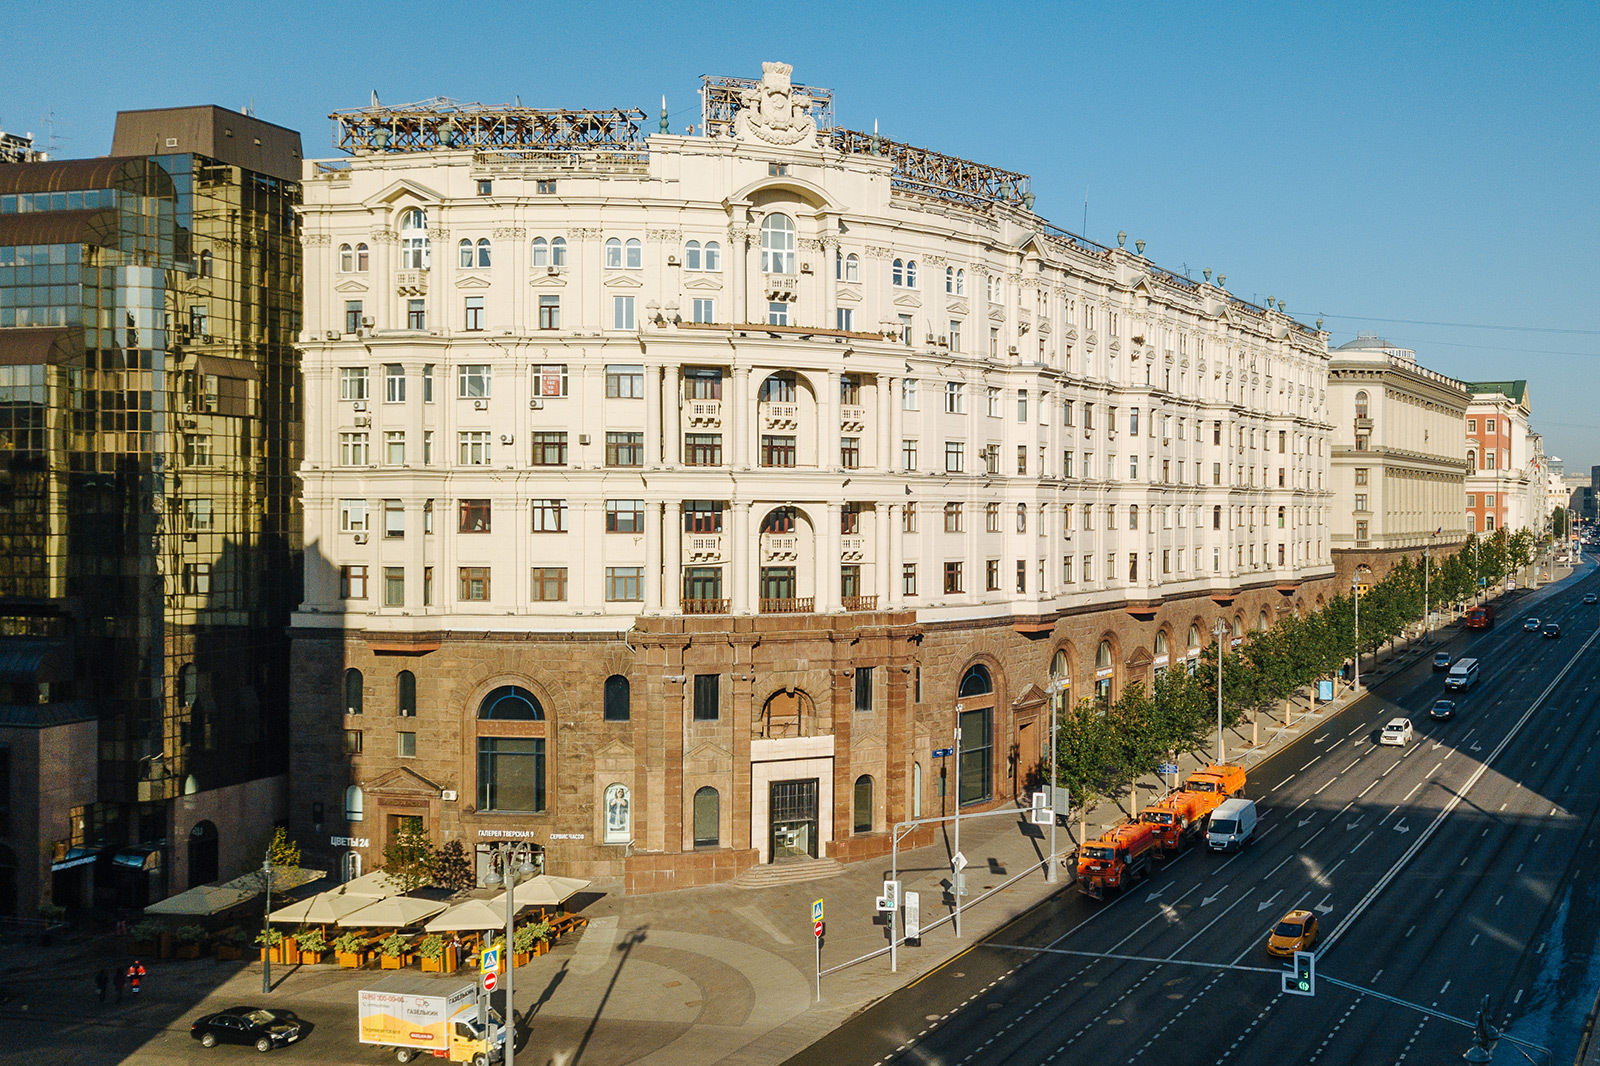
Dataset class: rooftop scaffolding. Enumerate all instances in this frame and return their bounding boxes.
[330,98,649,161]
[699,74,834,138]
[829,128,1032,209]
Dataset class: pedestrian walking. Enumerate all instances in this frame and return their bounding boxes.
[94,968,109,1003]
[111,967,125,1003]
[126,960,145,996]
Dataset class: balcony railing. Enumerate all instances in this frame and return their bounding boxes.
[396,270,429,295]
[761,535,798,563]
[842,594,878,612]
[760,596,814,614]
[840,536,864,559]
[682,597,730,615]
[840,404,866,429]
[687,399,722,425]
[686,534,724,561]
[762,401,799,429]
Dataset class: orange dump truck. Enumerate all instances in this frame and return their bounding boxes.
[1138,789,1211,852]
[1182,764,1246,818]
[1076,821,1160,899]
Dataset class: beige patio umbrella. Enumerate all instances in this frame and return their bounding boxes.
[336,869,405,897]
[337,894,448,928]
[269,889,382,926]
[423,898,509,933]
[488,874,591,911]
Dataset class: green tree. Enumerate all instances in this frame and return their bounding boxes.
[1054,697,1117,844]
[382,825,434,894]
[430,839,475,894]
[1553,506,1568,540]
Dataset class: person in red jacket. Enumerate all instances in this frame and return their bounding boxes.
[126,961,145,995]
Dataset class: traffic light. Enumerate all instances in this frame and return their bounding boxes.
[1281,950,1315,996]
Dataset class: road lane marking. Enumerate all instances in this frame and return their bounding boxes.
[1358,779,1380,798]
[1314,779,1335,795]
[1341,759,1361,774]
[1350,830,1375,853]
[1271,775,1295,792]
[1403,781,1425,802]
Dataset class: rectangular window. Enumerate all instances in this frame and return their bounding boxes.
[464,296,485,331]
[760,435,796,467]
[1467,418,1477,433]
[606,431,644,466]
[383,566,405,606]
[339,433,370,466]
[344,730,363,755]
[458,364,490,398]
[530,498,568,532]
[1130,455,1139,479]
[944,502,963,533]
[1017,559,1027,592]
[422,365,434,403]
[345,301,363,335]
[693,298,716,324]
[606,364,645,398]
[458,431,491,465]
[606,566,643,601]
[1130,407,1140,436]
[458,566,491,601]
[902,503,918,533]
[423,566,433,605]
[538,294,560,329]
[1466,493,1476,507]
[945,382,965,413]
[385,431,405,465]
[685,501,724,533]
[458,499,491,533]
[530,567,568,601]
[986,502,1001,533]
[685,368,722,399]
[383,500,405,539]
[986,558,1000,591]
[398,731,417,757]
[945,441,964,473]
[902,378,919,410]
[684,433,723,465]
[537,179,557,194]
[606,499,645,533]
[340,565,368,599]
[423,431,434,465]
[1064,450,1074,478]
[902,562,918,595]
[340,367,369,401]
[1355,467,1369,485]
[407,299,426,330]
[340,499,369,532]
[899,314,913,345]
[1017,446,1028,475]
[184,498,213,532]
[987,386,1001,418]
[902,438,918,471]
[837,307,854,331]
[477,737,545,813]
[182,561,213,595]
[944,561,964,594]
[1485,419,1495,432]
[533,364,569,397]
[1017,389,1029,423]
[840,437,861,469]
[1062,555,1074,583]
[183,434,212,467]
[613,296,636,330]
[1354,494,1369,512]
[768,301,790,326]
[854,666,874,712]
[530,432,567,465]
[693,674,720,720]
[948,319,962,352]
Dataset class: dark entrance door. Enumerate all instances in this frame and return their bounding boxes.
[188,820,219,888]
[769,778,819,862]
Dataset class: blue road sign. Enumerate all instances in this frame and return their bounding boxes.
[932,747,954,758]
[1158,763,1180,775]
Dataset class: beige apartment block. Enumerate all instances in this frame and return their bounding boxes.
[289,62,1336,891]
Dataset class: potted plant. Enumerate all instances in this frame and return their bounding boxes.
[513,920,551,964]
[129,919,166,957]
[378,932,410,969]
[333,932,367,968]
[37,903,66,924]
[416,934,448,973]
[255,927,284,964]
[215,928,253,961]
[174,925,207,959]
[295,927,327,964]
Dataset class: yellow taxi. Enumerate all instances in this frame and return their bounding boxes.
[1267,909,1319,956]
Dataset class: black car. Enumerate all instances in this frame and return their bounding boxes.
[1430,699,1456,721]
[1585,593,1597,605]
[191,1007,304,1052]
[1544,622,1562,638]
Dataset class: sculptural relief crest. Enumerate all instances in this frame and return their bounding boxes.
[734,61,819,148]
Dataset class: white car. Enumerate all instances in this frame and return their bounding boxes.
[1380,718,1414,746]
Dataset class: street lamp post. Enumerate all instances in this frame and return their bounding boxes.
[1352,576,1362,690]
[1047,678,1067,884]
[261,857,272,995]
[1422,543,1431,646]
[484,842,538,1066]
[952,706,963,938]
[1212,618,1229,765]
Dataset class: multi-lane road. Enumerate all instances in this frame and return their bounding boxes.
[792,562,1600,1065]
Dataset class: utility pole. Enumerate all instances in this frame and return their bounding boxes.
[952,709,963,938]
[261,856,272,995]
[1422,542,1431,645]
[1352,576,1362,690]
[1048,678,1066,883]
[1212,618,1229,764]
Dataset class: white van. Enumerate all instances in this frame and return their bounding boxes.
[1445,658,1480,691]
[1207,797,1258,852]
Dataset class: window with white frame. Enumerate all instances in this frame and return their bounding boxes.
[692,298,715,324]
[605,238,623,269]
[339,244,354,272]
[606,365,644,398]
[458,238,475,268]
[836,307,854,331]
[384,430,405,465]
[987,386,1001,418]
[531,498,569,532]
[613,296,635,330]
[945,381,965,413]
[760,213,796,274]
[459,431,491,465]
[948,319,962,352]
[185,498,213,531]
[463,296,485,331]
[767,301,789,326]
[457,365,490,398]
[902,378,919,410]
[339,432,369,466]
[538,294,560,329]
[531,237,549,266]
[399,208,429,268]
[532,364,568,397]
[340,499,369,532]
[383,364,405,403]
[340,367,369,402]
[837,251,859,282]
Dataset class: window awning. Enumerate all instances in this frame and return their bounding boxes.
[51,846,105,872]
[113,844,163,871]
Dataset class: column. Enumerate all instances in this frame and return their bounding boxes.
[822,501,842,612]
[820,236,838,329]
[664,501,682,612]
[821,369,840,470]
[732,366,750,470]
[643,501,662,612]
[889,501,905,608]
[644,362,662,468]
[662,366,681,466]
[732,500,752,613]
[730,224,750,323]
[878,502,896,605]
[877,374,895,473]
[746,501,762,613]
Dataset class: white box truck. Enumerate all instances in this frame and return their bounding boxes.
[358,974,505,1064]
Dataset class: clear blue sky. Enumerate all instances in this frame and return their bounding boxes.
[6,1,1597,469]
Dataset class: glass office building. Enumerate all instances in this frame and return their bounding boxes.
[0,108,302,915]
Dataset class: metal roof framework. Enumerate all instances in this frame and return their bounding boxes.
[699,75,834,138]
[828,128,1032,209]
[330,98,648,160]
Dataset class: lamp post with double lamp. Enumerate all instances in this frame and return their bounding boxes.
[1047,678,1068,883]
[1422,541,1431,645]
[483,843,538,1066]
[1212,618,1229,764]
[260,857,272,995]
[1352,576,1362,690]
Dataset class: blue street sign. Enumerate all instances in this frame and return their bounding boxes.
[1158,763,1180,775]
[932,747,954,758]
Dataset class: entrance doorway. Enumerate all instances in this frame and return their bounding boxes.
[1017,719,1038,790]
[187,820,219,888]
[769,778,819,862]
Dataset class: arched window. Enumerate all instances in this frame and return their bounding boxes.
[912,761,923,818]
[531,237,548,266]
[1096,641,1113,670]
[397,671,416,717]
[684,240,701,270]
[625,238,642,269]
[1232,615,1244,639]
[355,243,369,271]
[1259,610,1270,631]
[958,664,993,697]
[550,236,567,266]
[344,669,363,714]
[603,675,630,721]
[760,507,796,534]
[178,663,198,708]
[1050,649,1070,683]
[758,373,795,402]
[1188,624,1201,650]
[476,237,491,267]
[906,260,918,287]
[853,775,874,833]
[956,268,966,296]
[197,249,213,278]
[400,209,429,269]
[1354,390,1369,419]
[1467,448,1477,469]
[693,786,720,848]
[478,685,544,720]
[1154,631,1169,657]
[892,258,905,286]
[344,785,364,822]
[339,244,354,272]
[605,237,622,269]
[458,238,474,268]
[1094,640,1114,707]
[760,213,796,274]
[703,240,720,271]
[844,252,859,282]
[1017,503,1028,532]
[945,266,955,294]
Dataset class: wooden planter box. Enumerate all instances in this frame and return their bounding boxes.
[534,940,550,956]
[445,945,459,972]
[175,943,202,959]
[337,951,364,968]
[300,951,324,965]
[513,951,530,967]
[281,941,301,966]
[215,945,244,961]
[259,945,285,964]
[419,955,447,973]
[379,954,409,970]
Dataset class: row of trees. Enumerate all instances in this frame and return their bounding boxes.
[1046,530,1537,840]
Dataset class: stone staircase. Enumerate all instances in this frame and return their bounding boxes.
[733,856,846,890]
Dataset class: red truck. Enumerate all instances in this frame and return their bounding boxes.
[1465,605,1495,630]
[1138,790,1211,852]
[1076,821,1160,899]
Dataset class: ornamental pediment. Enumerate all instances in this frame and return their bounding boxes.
[836,286,862,302]
[334,280,369,294]
[529,274,567,289]
[605,273,644,289]
[683,276,723,291]
[947,299,969,316]
[365,765,446,797]
[988,305,1007,323]
[1011,682,1050,709]
[455,274,491,289]
[892,292,922,309]
[364,178,445,210]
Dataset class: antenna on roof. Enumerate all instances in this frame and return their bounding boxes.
[1082,184,1089,235]
[371,91,381,109]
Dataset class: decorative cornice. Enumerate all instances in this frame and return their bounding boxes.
[370,228,399,245]
[303,233,332,246]
[864,244,895,260]
[567,227,602,239]
[646,228,682,242]
[492,226,526,240]
[426,228,450,239]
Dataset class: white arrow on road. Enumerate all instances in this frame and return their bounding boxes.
[1299,815,1315,827]
[1201,886,1229,907]
[1314,894,1334,915]
[1348,819,1363,831]
[1471,742,1484,753]
[1256,888,1284,913]
[1146,886,1167,903]
[1394,820,1411,834]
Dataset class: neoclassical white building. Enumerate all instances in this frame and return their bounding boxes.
[289,63,1336,890]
